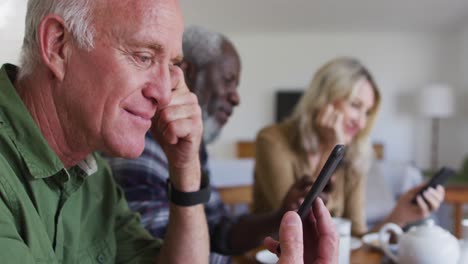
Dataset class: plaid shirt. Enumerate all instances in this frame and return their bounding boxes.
[106,134,236,264]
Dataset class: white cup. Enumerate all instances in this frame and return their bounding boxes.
[462,219,468,240]
[333,217,351,264]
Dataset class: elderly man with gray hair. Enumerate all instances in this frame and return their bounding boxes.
[107,26,338,264]
[0,0,209,262]
[0,0,338,263]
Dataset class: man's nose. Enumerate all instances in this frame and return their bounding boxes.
[228,89,240,107]
[143,66,173,108]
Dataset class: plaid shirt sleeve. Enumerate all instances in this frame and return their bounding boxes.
[106,134,238,263]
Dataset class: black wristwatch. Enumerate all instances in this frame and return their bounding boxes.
[166,175,211,206]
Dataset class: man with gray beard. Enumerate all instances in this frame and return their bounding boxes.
[106,26,318,263]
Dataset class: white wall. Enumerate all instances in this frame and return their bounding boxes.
[437,27,468,169]
[0,0,26,64]
[1,2,465,170]
[207,31,461,170]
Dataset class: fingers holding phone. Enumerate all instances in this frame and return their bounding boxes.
[267,146,343,263]
[411,166,453,204]
[412,186,445,219]
[297,145,345,220]
[388,184,430,226]
[420,185,445,211]
[264,199,339,264]
[389,183,445,227]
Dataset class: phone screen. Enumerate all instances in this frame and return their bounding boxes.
[297,144,345,220]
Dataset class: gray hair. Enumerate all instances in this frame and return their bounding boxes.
[182,26,226,69]
[183,26,232,143]
[18,0,95,79]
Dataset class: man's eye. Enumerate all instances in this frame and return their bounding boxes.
[134,53,153,66]
[169,63,180,72]
[139,56,151,63]
[224,76,236,84]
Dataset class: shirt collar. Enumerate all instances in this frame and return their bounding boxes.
[77,154,98,176]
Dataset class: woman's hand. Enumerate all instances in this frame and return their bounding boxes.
[387,183,445,227]
[315,104,345,147]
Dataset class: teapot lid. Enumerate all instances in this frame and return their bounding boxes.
[406,220,454,240]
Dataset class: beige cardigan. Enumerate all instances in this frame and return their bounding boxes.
[252,121,367,235]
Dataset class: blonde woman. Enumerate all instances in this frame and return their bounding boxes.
[252,57,445,236]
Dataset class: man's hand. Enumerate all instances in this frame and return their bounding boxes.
[151,67,209,263]
[265,198,339,264]
[150,67,203,191]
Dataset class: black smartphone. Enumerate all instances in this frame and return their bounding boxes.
[411,166,455,204]
[297,144,346,221]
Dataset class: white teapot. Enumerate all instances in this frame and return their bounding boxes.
[379,221,460,264]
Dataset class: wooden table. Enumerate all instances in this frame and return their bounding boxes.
[445,184,468,238]
[232,245,383,264]
[350,245,384,264]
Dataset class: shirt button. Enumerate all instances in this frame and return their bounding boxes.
[96,254,105,263]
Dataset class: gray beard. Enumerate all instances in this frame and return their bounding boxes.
[202,113,222,144]
[196,73,223,144]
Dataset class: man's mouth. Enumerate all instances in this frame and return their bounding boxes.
[124,108,154,130]
[125,109,153,121]
[216,110,231,124]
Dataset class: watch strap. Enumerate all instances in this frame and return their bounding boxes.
[166,174,211,206]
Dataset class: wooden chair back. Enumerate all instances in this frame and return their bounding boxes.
[218,185,253,216]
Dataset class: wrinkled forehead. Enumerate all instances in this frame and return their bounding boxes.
[221,42,241,69]
[94,0,184,47]
[96,0,182,19]
[206,41,240,77]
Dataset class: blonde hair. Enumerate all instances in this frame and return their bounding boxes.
[288,57,381,175]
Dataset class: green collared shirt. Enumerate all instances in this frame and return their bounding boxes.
[0,64,162,263]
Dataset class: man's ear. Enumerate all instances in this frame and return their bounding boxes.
[37,14,72,81]
[179,61,197,92]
